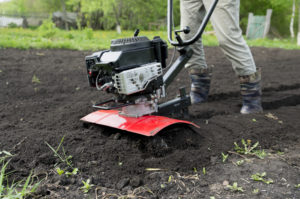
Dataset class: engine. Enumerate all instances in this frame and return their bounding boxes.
[85,36,168,103]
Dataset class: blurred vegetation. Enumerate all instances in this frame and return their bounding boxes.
[0,27,299,50]
[0,0,180,30]
[0,27,170,50]
[0,0,298,37]
[0,0,299,50]
[240,0,299,37]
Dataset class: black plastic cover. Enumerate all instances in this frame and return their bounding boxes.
[85,36,168,88]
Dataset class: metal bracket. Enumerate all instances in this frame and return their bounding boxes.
[157,87,191,119]
[93,99,133,110]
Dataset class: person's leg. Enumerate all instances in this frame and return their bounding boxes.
[181,0,212,104]
[203,0,262,113]
[203,0,256,76]
[181,0,207,70]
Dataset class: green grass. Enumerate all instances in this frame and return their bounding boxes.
[0,28,299,50]
[247,38,300,49]
[0,151,41,198]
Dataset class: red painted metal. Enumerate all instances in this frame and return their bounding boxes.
[81,110,200,136]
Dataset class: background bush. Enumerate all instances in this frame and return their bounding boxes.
[0,0,298,37]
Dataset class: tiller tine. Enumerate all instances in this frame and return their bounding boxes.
[81,110,199,136]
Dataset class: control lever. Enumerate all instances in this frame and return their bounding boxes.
[175,26,191,34]
[134,29,140,37]
[174,26,191,45]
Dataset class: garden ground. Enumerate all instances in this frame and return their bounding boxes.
[0,47,300,198]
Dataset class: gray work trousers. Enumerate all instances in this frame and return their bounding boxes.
[181,0,256,76]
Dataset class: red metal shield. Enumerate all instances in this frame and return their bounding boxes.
[81,110,199,136]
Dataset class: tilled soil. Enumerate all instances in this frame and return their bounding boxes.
[0,47,300,198]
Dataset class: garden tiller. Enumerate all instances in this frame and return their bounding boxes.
[81,0,219,136]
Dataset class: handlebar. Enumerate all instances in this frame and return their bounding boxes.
[167,0,219,46]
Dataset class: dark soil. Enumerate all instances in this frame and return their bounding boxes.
[0,47,300,198]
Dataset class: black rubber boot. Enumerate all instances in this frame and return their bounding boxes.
[189,68,212,104]
[239,68,263,114]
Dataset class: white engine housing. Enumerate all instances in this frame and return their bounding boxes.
[113,62,163,95]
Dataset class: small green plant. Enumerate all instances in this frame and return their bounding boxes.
[168,175,172,183]
[1,161,41,198]
[252,188,260,194]
[252,118,257,122]
[295,184,300,188]
[234,139,257,154]
[80,179,93,193]
[227,182,244,192]
[32,75,41,84]
[193,167,198,173]
[56,167,64,176]
[0,161,9,195]
[234,139,266,159]
[254,150,267,159]
[45,136,73,168]
[18,171,41,196]
[236,160,244,166]
[222,152,229,162]
[65,168,78,177]
[251,172,273,184]
[0,151,13,163]
[202,167,206,175]
[277,151,284,155]
[45,136,79,177]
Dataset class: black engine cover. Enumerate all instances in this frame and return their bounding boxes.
[85,36,168,88]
